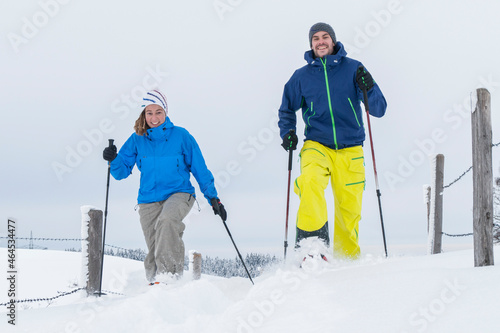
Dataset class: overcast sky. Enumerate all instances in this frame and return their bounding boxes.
[1,0,499,258]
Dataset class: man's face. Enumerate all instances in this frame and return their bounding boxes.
[311,31,334,58]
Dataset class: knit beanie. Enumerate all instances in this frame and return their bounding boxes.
[309,22,336,47]
[141,89,168,114]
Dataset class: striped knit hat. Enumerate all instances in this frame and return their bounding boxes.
[141,90,168,114]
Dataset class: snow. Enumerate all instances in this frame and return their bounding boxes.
[1,1,500,331]
[1,247,500,332]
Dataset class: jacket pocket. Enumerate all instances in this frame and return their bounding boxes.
[303,101,315,135]
[345,155,365,188]
[348,98,361,127]
[157,155,186,187]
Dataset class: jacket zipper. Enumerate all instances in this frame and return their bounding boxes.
[320,58,338,149]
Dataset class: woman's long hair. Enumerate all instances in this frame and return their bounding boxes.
[134,110,149,136]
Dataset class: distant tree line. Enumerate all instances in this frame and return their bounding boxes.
[200,253,280,278]
[66,247,280,278]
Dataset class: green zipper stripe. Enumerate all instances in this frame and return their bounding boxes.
[348,98,361,127]
[352,156,364,160]
[320,58,338,149]
[346,180,365,186]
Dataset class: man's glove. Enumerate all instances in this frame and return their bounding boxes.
[356,66,374,91]
[211,198,227,221]
[281,130,298,151]
[103,145,117,162]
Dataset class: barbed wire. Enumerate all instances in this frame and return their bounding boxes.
[443,166,473,189]
[0,236,136,252]
[442,223,500,238]
[442,232,473,237]
[0,288,124,307]
[442,141,500,189]
[0,288,85,307]
[0,237,128,307]
[0,237,83,242]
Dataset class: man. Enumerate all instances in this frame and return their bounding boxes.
[278,22,387,259]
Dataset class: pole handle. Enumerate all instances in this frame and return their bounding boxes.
[108,139,114,147]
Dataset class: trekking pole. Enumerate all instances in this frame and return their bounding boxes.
[221,218,254,285]
[97,139,114,296]
[284,129,295,260]
[362,89,388,257]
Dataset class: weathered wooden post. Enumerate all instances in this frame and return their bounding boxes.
[189,250,202,280]
[428,154,444,254]
[471,88,494,267]
[81,206,104,295]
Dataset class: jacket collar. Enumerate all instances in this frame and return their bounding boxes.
[304,41,347,67]
[146,117,174,141]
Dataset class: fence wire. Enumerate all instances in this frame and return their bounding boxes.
[443,166,473,189]
[0,237,83,242]
[442,141,500,189]
[0,236,133,252]
[0,288,124,307]
[439,141,500,237]
[442,232,473,237]
[0,236,130,306]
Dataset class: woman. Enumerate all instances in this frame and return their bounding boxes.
[103,89,226,283]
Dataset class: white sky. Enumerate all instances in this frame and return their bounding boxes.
[1,0,499,258]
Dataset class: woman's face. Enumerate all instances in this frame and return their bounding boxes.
[145,104,166,128]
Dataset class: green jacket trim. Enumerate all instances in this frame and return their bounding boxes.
[320,58,338,149]
[348,98,361,127]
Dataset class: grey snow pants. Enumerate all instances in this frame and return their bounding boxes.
[138,193,194,282]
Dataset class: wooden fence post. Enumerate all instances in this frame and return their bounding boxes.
[428,154,444,254]
[472,88,494,267]
[81,207,103,296]
[189,250,202,280]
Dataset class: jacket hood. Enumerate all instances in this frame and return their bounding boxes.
[305,41,347,66]
[146,117,174,141]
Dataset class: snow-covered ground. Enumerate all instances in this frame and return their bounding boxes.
[1,246,499,333]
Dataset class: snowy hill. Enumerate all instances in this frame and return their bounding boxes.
[1,247,500,333]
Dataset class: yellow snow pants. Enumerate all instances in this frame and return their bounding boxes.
[294,140,365,258]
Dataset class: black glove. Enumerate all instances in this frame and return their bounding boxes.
[281,130,298,151]
[211,198,227,221]
[103,145,117,162]
[356,66,374,91]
